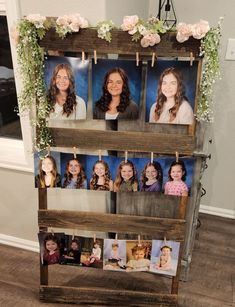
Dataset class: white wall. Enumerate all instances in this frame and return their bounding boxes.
[1,0,234,246]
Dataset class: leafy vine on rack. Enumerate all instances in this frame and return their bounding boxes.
[13,14,222,151]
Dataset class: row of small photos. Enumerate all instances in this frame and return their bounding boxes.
[45,56,198,123]
[39,232,180,277]
[34,151,194,196]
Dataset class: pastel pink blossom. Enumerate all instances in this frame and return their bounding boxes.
[10,25,20,45]
[69,22,80,32]
[26,14,46,28]
[176,22,193,43]
[140,32,161,48]
[121,15,139,33]
[56,15,70,26]
[192,20,210,39]
[77,16,89,28]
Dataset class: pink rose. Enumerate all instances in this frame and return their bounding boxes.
[56,15,70,26]
[69,22,80,32]
[176,22,193,42]
[192,20,210,39]
[121,15,139,33]
[141,33,161,48]
[77,16,89,28]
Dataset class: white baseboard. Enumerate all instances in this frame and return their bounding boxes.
[199,204,235,219]
[0,234,39,253]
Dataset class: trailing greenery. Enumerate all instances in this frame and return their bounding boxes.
[197,18,222,122]
[17,19,53,151]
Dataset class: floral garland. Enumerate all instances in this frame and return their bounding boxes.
[13,13,221,150]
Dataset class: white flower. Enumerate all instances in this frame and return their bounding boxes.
[26,14,46,28]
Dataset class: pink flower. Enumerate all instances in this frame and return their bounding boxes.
[141,32,161,48]
[10,25,20,45]
[56,15,70,27]
[176,22,193,43]
[192,20,210,39]
[26,14,46,28]
[121,15,139,34]
[69,22,80,32]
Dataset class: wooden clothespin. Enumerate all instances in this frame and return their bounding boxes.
[93,233,96,243]
[136,52,139,66]
[151,52,156,67]
[175,151,179,162]
[47,145,51,157]
[115,233,118,240]
[189,52,194,66]
[50,226,54,236]
[94,50,97,64]
[124,151,128,163]
[73,147,77,159]
[72,229,75,240]
[150,152,154,163]
[137,234,141,247]
[98,150,102,161]
[82,51,85,63]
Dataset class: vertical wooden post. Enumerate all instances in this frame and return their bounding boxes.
[171,196,187,294]
[38,188,48,286]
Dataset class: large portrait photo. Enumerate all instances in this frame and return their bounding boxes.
[92,59,142,120]
[145,60,199,125]
[44,55,89,120]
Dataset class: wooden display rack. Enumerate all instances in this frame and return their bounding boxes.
[37,27,208,306]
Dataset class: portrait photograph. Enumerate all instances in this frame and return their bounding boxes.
[145,60,199,125]
[86,154,114,191]
[92,59,142,120]
[103,239,127,271]
[34,151,61,188]
[150,240,180,276]
[60,152,87,189]
[162,157,195,197]
[44,55,89,120]
[125,240,152,272]
[38,232,65,266]
[80,237,103,269]
[60,235,83,266]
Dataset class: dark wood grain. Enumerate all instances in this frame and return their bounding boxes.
[50,127,195,154]
[39,28,201,59]
[40,285,177,306]
[38,209,185,240]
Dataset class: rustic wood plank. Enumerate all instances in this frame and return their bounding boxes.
[39,28,201,58]
[38,209,185,240]
[50,127,195,154]
[40,285,177,306]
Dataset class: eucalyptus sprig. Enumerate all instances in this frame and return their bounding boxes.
[197,18,222,122]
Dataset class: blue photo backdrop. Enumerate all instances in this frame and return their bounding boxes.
[92,59,142,110]
[44,55,89,105]
[145,60,199,122]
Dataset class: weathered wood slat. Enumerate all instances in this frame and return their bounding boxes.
[38,209,185,240]
[50,127,195,154]
[40,285,177,306]
[39,28,200,58]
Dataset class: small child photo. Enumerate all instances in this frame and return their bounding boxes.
[149,240,180,276]
[60,235,82,265]
[125,240,152,272]
[103,239,126,271]
[38,232,65,266]
[34,151,61,188]
[81,238,103,269]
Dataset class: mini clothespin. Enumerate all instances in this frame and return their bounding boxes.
[175,151,179,162]
[150,152,154,163]
[189,52,194,66]
[72,229,75,240]
[94,50,97,64]
[151,52,156,67]
[136,52,139,66]
[124,151,128,163]
[73,147,77,159]
[164,236,167,245]
[47,145,51,157]
[50,225,54,236]
[137,234,141,247]
[115,233,118,240]
[98,150,102,161]
[93,233,96,243]
[82,51,85,63]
